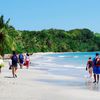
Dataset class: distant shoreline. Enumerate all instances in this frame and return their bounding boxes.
[3,51,100,59]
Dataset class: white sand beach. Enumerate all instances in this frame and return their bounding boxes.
[0,53,100,100]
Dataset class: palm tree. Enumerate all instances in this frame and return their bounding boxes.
[0,15,16,56]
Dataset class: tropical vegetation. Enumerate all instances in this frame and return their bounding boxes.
[0,15,100,55]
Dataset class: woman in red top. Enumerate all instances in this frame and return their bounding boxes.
[86,57,93,78]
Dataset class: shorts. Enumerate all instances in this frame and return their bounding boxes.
[19,59,24,64]
[26,60,29,67]
[12,64,17,68]
[93,66,100,74]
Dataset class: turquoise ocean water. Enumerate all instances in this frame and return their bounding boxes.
[31,52,100,77]
[45,52,100,77]
[31,52,100,90]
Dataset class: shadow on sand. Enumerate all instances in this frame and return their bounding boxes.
[4,76,14,78]
[34,78,100,92]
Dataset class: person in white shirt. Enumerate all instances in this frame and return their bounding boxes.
[9,59,12,70]
[25,53,30,69]
[0,55,4,73]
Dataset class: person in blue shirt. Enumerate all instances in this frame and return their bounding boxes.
[19,53,24,69]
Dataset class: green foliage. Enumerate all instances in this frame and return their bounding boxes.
[0,15,100,54]
[0,15,16,56]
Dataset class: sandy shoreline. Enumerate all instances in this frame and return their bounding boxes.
[1,54,100,100]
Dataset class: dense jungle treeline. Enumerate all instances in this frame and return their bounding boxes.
[0,15,100,55]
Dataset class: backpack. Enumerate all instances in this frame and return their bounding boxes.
[12,55,18,63]
[93,58,96,66]
[19,54,23,60]
[96,58,100,66]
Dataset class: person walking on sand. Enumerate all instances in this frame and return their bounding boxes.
[0,55,4,73]
[86,57,93,78]
[9,59,12,70]
[11,51,18,78]
[93,53,100,83]
[25,53,30,69]
[19,53,24,69]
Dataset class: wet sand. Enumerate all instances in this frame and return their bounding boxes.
[0,54,100,100]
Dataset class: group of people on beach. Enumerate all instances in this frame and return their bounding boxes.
[0,51,30,78]
[86,53,100,84]
[1,51,100,83]
[9,51,30,78]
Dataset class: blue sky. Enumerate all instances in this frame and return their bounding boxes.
[0,0,100,32]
